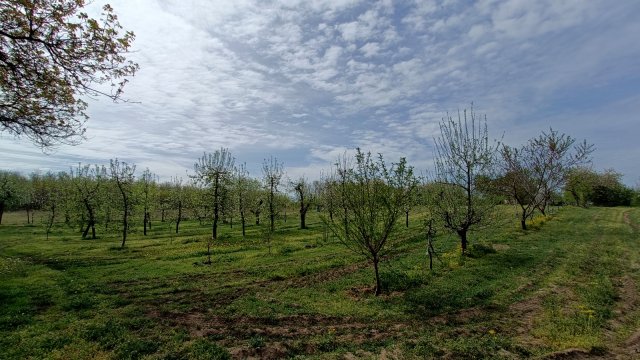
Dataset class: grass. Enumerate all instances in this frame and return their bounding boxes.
[0,206,639,358]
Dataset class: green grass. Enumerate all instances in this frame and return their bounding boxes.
[1,206,639,358]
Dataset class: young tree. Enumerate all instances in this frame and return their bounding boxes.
[324,149,417,296]
[71,163,107,239]
[247,178,264,226]
[157,182,172,222]
[234,163,251,239]
[138,169,156,235]
[170,177,185,234]
[41,172,66,239]
[0,0,139,146]
[193,149,235,264]
[110,159,136,248]
[498,146,542,230]
[527,129,593,215]
[262,156,284,233]
[432,107,498,253]
[291,176,314,229]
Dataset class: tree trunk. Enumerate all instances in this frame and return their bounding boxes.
[0,201,4,224]
[373,257,381,296]
[520,210,528,230]
[82,222,90,238]
[212,174,219,241]
[143,211,148,235]
[121,198,128,248]
[213,216,218,239]
[175,201,182,234]
[240,211,246,239]
[46,205,56,240]
[457,229,468,254]
[405,210,409,228]
[300,208,307,229]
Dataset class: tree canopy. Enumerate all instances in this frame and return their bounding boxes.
[0,0,138,147]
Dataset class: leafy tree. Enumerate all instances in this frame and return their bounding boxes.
[234,163,251,239]
[193,149,235,264]
[71,163,107,239]
[169,177,186,234]
[324,149,417,296]
[587,169,634,207]
[0,170,23,224]
[431,107,498,253]
[498,147,543,230]
[565,167,599,207]
[40,172,67,239]
[247,178,264,226]
[138,169,156,235]
[0,0,138,146]
[110,158,136,247]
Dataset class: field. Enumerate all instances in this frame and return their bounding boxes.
[1,206,639,359]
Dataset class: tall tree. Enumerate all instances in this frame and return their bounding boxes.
[262,156,284,233]
[324,149,417,296]
[432,107,498,253]
[0,0,139,146]
[193,148,235,264]
[110,158,136,248]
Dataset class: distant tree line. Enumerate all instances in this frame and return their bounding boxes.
[1,107,638,294]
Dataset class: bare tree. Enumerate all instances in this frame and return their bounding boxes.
[193,149,235,264]
[432,107,499,254]
[324,149,417,296]
[527,129,593,215]
[291,176,314,229]
[262,156,284,233]
[110,159,136,248]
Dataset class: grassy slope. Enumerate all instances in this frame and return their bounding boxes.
[0,206,638,359]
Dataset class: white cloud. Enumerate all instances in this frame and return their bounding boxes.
[2,0,639,184]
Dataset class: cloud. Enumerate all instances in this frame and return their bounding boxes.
[2,0,639,185]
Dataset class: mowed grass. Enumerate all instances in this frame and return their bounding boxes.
[0,206,639,359]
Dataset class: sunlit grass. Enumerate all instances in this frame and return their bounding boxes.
[1,206,639,358]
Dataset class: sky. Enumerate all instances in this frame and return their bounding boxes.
[2,0,640,185]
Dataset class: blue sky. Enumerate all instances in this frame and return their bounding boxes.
[2,0,639,185]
